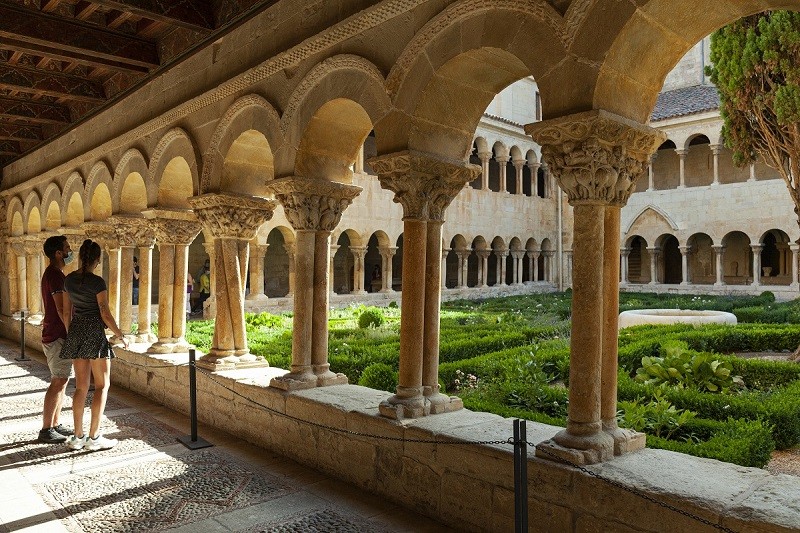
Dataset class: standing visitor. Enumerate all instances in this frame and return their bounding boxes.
[132,256,140,305]
[193,262,211,315]
[38,235,75,443]
[61,239,129,451]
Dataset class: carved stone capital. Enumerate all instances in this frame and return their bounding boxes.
[476,250,492,259]
[23,235,42,256]
[188,193,276,240]
[142,209,202,245]
[368,151,480,221]
[265,177,361,232]
[83,222,119,249]
[525,110,665,207]
[107,215,147,247]
[9,237,26,257]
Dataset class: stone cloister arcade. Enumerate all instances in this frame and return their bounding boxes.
[1,1,798,530]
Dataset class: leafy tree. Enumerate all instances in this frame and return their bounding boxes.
[707,11,800,216]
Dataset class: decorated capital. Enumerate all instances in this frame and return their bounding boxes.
[142,209,202,245]
[265,177,361,232]
[526,110,665,207]
[188,193,276,240]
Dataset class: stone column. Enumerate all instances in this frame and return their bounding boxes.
[527,109,663,464]
[511,251,523,285]
[514,160,524,195]
[266,179,360,389]
[379,246,396,293]
[9,239,26,314]
[751,244,763,287]
[142,209,202,354]
[246,243,269,302]
[109,216,142,336]
[128,220,156,342]
[676,148,687,188]
[713,245,726,286]
[23,237,42,317]
[187,195,274,368]
[477,250,490,287]
[544,250,555,283]
[350,246,368,295]
[647,246,660,284]
[565,250,574,289]
[284,242,296,298]
[329,244,339,295]
[370,150,478,418]
[711,144,721,185]
[620,248,631,285]
[790,243,800,290]
[478,151,491,190]
[679,245,692,286]
[497,156,509,193]
[457,251,470,288]
[496,249,508,285]
[439,248,448,289]
[530,162,540,197]
[748,163,756,182]
[202,240,217,313]
[530,250,540,281]
[647,154,655,191]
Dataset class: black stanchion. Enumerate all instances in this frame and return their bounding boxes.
[178,348,213,449]
[513,419,529,533]
[15,310,29,362]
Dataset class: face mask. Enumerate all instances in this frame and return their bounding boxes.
[63,251,74,265]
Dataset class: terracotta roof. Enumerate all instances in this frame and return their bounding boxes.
[651,84,720,121]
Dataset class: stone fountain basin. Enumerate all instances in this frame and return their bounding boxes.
[618,309,737,330]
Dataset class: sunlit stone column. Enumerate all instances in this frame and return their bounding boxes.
[514,160,524,195]
[620,247,631,285]
[530,162,540,197]
[679,245,692,286]
[370,150,477,418]
[246,243,269,302]
[124,219,156,343]
[713,245,726,286]
[791,244,800,290]
[751,244,763,287]
[711,144,721,186]
[528,109,664,464]
[23,236,42,317]
[478,151,491,190]
[284,242,296,298]
[143,209,202,354]
[10,239,27,314]
[676,148,687,188]
[379,246,396,293]
[497,249,508,285]
[497,156,509,193]
[647,154,655,191]
[647,246,660,285]
[328,244,339,295]
[188,195,274,368]
[109,216,142,336]
[266,178,360,389]
[7,239,24,314]
[351,246,368,295]
[477,250,490,287]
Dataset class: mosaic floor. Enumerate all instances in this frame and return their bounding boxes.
[0,338,453,533]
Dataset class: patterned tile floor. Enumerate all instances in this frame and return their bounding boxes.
[0,338,454,533]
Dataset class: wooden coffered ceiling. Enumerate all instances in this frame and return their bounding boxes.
[0,0,268,168]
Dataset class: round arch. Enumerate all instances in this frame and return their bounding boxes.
[60,172,85,225]
[148,128,200,208]
[84,161,114,215]
[113,149,149,212]
[6,196,24,236]
[22,191,42,234]
[40,183,63,230]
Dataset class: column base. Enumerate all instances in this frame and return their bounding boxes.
[713,282,726,287]
[352,290,368,296]
[378,389,426,420]
[680,281,689,286]
[425,392,463,415]
[379,288,395,294]
[197,351,269,371]
[136,332,158,344]
[535,428,614,465]
[791,282,799,290]
[147,338,183,354]
[603,421,646,456]
[245,294,269,302]
[270,371,317,391]
[316,370,348,387]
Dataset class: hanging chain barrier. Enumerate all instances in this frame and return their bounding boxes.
[173,360,739,533]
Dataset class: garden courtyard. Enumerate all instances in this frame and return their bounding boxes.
[183,291,800,473]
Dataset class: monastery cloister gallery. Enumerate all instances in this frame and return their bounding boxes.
[1,1,799,532]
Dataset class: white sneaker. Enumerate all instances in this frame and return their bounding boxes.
[67,435,87,450]
[84,435,118,451]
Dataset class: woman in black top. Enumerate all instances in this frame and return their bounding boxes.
[60,239,129,452]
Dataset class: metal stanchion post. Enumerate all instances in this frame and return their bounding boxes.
[15,310,30,362]
[513,419,529,533]
[178,348,212,449]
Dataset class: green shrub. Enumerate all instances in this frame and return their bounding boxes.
[358,363,397,393]
[634,343,743,393]
[618,392,696,439]
[358,307,385,329]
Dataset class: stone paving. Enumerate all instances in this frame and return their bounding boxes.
[0,338,454,532]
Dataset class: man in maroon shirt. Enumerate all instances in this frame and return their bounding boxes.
[38,235,74,443]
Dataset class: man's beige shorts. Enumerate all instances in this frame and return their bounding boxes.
[42,339,73,379]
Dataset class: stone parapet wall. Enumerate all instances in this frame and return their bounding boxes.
[621,284,799,302]
[2,316,798,532]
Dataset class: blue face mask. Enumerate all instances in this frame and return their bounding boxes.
[63,251,74,265]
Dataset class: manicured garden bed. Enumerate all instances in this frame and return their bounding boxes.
[183,291,800,468]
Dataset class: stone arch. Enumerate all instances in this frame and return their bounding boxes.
[624,205,679,244]
[656,233,681,284]
[721,230,753,282]
[474,136,489,154]
[687,232,715,284]
[60,172,85,225]
[113,148,149,213]
[525,238,538,252]
[473,235,488,251]
[201,94,282,194]
[264,225,295,297]
[626,235,649,283]
[148,128,200,208]
[280,55,390,181]
[382,1,570,157]
[509,237,523,251]
[6,196,24,236]
[369,230,391,249]
[492,141,508,160]
[594,1,800,124]
[40,183,63,230]
[760,229,791,282]
[84,161,114,219]
[22,191,42,234]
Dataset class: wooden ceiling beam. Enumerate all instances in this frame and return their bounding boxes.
[0,63,106,103]
[74,1,100,20]
[0,3,159,72]
[0,139,20,156]
[0,96,71,124]
[39,0,63,13]
[0,123,43,142]
[87,0,214,31]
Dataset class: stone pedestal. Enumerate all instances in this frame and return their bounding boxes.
[369,150,478,419]
[265,178,360,390]
[527,109,664,464]
[188,194,276,369]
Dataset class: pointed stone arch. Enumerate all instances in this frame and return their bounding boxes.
[623,205,679,237]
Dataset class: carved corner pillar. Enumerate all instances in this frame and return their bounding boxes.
[369,150,479,418]
[527,110,664,464]
[142,209,202,354]
[188,194,276,370]
[265,177,361,391]
[126,218,156,343]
